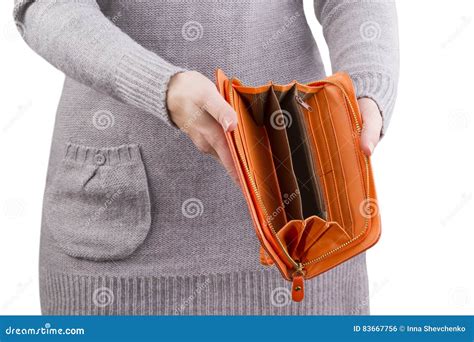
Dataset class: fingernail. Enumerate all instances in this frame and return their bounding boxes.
[367,142,374,155]
[222,117,232,131]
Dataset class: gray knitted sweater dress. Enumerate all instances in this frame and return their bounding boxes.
[13,0,399,315]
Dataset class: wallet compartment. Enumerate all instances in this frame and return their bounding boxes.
[221,71,378,284]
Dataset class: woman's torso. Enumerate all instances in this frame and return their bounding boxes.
[42,0,326,277]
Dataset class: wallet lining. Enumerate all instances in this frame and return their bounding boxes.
[235,85,328,232]
[234,91,288,231]
[277,86,326,221]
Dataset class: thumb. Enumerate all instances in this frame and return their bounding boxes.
[358,98,383,157]
[204,91,238,132]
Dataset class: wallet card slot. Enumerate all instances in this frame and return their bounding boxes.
[236,87,304,223]
[314,82,367,237]
[306,88,354,236]
[234,88,288,232]
[303,91,344,228]
[263,87,304,221]
[221,71,379,280]
[296,217,351,264]
[277,85,327,220]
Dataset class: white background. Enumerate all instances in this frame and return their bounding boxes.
[0,0,473,315]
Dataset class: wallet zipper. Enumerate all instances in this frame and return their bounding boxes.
[230,82,305,301]
[229,80,370,301]
[300,81,369,267]
[228,83,299,270]
[295,94,313,112]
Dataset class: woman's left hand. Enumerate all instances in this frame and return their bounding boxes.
[358,98,383,157]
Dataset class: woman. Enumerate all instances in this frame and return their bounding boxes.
[13,0,399,315]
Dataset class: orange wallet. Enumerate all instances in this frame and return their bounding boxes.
[215,69,381,302]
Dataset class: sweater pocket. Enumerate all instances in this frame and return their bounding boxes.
[44,142,151,261]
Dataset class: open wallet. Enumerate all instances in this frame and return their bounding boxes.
[215,69,381,302]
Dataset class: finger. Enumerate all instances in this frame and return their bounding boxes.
[204,91,238,132]
[207,147,219,160]
[359,100,383,157]
[360,121,382,156]
[206,127,239,184]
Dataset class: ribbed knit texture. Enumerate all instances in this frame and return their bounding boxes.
[14,0,186,126]
[352,72,397,134]
[14,0,398,315]
[40,255,369,315]
[115,50,186,126]
[63,142,142,165]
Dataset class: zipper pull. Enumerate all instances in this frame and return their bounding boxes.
[291,263,305,302]
[292,275,305,302]
[295,95,313,112]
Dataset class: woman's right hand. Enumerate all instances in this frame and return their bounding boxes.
[167,71,239,183]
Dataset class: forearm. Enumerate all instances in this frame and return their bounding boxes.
[14,0,185,124]
[315,0,399,135]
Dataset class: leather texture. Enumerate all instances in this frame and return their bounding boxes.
[215,69,381,302]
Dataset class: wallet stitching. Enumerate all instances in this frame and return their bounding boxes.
[237,92,288,228]
[307,95,333,220]
[296,81,370,264]
[338,85,367,234]
[317,91,345,227]
[233,90,295,271]
[226,81,295,276]
[323,87,354,237]
[268,88,304,221]
[301,79,372,266]
[230,75,373,272]
[339,87,361,236]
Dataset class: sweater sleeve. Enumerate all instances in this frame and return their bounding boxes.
[314,0,399,135]
[13,0,186,125]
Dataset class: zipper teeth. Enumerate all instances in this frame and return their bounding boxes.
[229,79,371,272]
[228,84,298,269]
[302,157,369,265]
[302,81,370,267]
